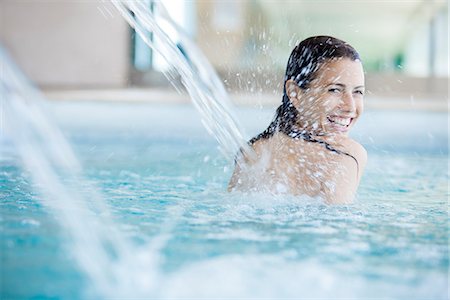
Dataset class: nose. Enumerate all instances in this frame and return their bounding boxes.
[339,91,356,113]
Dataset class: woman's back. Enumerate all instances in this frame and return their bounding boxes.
[229,132,366,203]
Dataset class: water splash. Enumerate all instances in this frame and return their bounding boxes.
[1,1,257,297]
[0,47,159,297]
[111,0,254,161]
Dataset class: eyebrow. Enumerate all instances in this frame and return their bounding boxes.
[327,83,365,89]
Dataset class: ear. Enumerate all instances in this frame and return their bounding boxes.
[285,79,302,110]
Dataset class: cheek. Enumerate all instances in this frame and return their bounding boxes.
[356,98,364,114]
[300,96,318,114]
[321,96,339,114]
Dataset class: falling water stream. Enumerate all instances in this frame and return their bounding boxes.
[111,0,252,160]
[0,0,253,297]
[1,47,154,297]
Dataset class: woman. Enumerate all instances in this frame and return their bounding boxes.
[228,36,367,204]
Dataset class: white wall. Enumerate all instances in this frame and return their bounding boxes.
[0,0,130,88]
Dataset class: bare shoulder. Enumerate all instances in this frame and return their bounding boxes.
[250,138,268,155]
[236,139,264,164]
[240,133,282,163]
[228,136,274,191]
[340,137,367,167]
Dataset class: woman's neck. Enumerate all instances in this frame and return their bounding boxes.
[286,124,330,139]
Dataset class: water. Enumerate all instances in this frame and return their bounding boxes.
[111,0,250,160]
[1,1,252,297]
[1,0,448,298]
[1,101,448,299]
[0,47,161,298]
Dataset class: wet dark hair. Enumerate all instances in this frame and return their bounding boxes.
[250,35,360,144]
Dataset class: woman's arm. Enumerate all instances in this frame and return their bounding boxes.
[227,161,242,191]
[228,140,268,192]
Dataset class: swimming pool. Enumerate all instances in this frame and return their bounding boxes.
[1,100,448,299]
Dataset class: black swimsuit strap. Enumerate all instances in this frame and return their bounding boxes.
[287,129,360,176]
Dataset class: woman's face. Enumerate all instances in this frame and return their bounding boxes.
[287,58,365,136]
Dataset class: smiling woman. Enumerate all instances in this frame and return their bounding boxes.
[228,36,367,204]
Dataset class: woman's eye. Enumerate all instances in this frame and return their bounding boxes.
[328,88,340,93]
[354,90,364,95]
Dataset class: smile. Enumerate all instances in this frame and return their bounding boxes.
[327,116,354,129]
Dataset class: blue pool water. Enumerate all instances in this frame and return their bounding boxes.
[1,101,448,299]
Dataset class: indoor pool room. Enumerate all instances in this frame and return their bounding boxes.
[0,1,448,299]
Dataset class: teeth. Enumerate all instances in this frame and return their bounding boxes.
[329,117,351,126]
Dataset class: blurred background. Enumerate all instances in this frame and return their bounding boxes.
[0,0,448,110]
